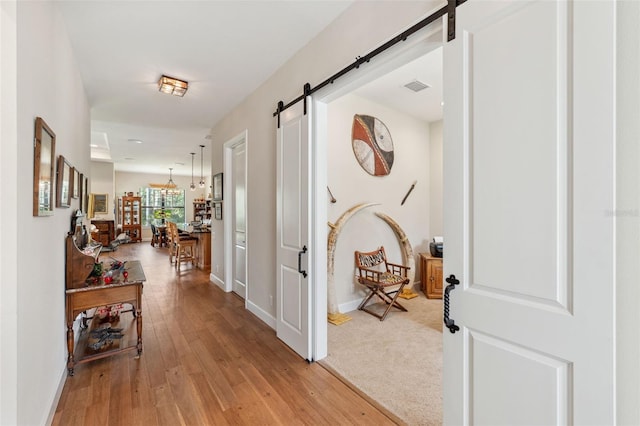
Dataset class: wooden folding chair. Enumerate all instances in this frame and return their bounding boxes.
[355,246,410,321]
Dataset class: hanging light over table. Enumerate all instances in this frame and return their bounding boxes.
[164,167,176,192]
[199,144,206,188]
[189,153,196,191]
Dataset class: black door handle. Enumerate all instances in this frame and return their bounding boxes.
[298,245,307,278]
[443,274,460,333]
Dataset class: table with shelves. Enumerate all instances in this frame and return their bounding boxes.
[65,232,146,375]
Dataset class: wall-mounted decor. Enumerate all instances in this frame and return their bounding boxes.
[56,155,72,208]
[351,114,394,176]
[213,173,223,201]
[71,167,80,199]
[213,202,222,220]
[92,193,108,214]
[33,117,56,216]
[83,176,89,214]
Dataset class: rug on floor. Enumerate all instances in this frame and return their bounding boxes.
[322,296,443,425]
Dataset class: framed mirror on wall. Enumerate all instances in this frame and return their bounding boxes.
[56,155,72,208]
[33,117,56,216]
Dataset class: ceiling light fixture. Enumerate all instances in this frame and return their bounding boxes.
[158,75,188,97]
[189,153,196,191]
[199,145,206,188]
[164,167,176,192]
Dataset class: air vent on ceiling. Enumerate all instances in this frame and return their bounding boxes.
[404,80,430,92]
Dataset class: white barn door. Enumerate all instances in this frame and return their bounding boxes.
[443,1,615,424]
[276,101,311,360]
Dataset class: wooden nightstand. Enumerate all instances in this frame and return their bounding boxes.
[420,253,443,299]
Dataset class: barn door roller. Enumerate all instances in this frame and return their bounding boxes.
[274,0,466,124]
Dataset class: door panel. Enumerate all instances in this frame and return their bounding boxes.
[444,1,614,424]
[276,101,310,360]
[469,331,570,425]
[469,0,569,306]
[232,142,246,298]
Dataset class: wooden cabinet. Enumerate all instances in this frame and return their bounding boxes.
[91,220,114,246]
[193,199,211,222]
[118,196,141,242]
[420,253,443,299]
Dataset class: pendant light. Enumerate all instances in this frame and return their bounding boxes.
[198,144,206,188]
[164,167,176,192]
[189,152,196,191]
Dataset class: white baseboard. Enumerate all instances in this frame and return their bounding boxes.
[45,367,67,426]
[247,299,276,330]
[210,272,225,291]
[338,299,362,314]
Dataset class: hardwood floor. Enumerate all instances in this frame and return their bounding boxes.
[53,242,394,425]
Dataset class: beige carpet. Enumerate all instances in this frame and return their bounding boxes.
[321,295,443,425]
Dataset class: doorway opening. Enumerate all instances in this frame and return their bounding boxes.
[222,131,248,302]
[310,21,445,424]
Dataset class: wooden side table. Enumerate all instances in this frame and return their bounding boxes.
[65,260,146,375]
[419,253,443,299]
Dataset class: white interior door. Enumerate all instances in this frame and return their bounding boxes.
[443,1,615,424]
[276,101,311,360]
[232,142,247,298]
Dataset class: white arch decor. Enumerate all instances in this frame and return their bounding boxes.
[374,212,418,299]
[327,203,379,325]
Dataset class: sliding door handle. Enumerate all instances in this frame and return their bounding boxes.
[443,274,460,333]
[298,245,308,278]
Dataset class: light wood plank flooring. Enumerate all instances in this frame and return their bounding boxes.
[53,242,394,425]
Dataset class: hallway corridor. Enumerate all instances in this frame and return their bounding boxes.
[53,242,393,425]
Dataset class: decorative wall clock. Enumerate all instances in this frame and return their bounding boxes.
[351,114,394,176]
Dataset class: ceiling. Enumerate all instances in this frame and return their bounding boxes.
[57,1,442,176]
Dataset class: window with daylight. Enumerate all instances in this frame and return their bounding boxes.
[139,187,186,226]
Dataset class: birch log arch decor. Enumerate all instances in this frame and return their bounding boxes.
[327,203,379,325]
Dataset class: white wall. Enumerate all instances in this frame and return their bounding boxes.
[210,1,442,322]
[8,2,90,425]
[90,161,115,219]
[0,1,19,424]
[326,93,431,308]
[429,120,443,237]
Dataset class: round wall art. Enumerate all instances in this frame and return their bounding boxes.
[351,114,394,176]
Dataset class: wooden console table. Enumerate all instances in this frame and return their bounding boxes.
[65,260,145,375]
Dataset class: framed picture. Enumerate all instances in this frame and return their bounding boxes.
[93,193,108,214]
[33,117,56,216]
[83,176,89,214]
[214,202,222,220]
[213,172,223,201]
[78,173,84,207]
[71,167,80,199]
[56,155,72,208]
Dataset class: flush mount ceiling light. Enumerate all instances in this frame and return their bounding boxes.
[158,75,188,97]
